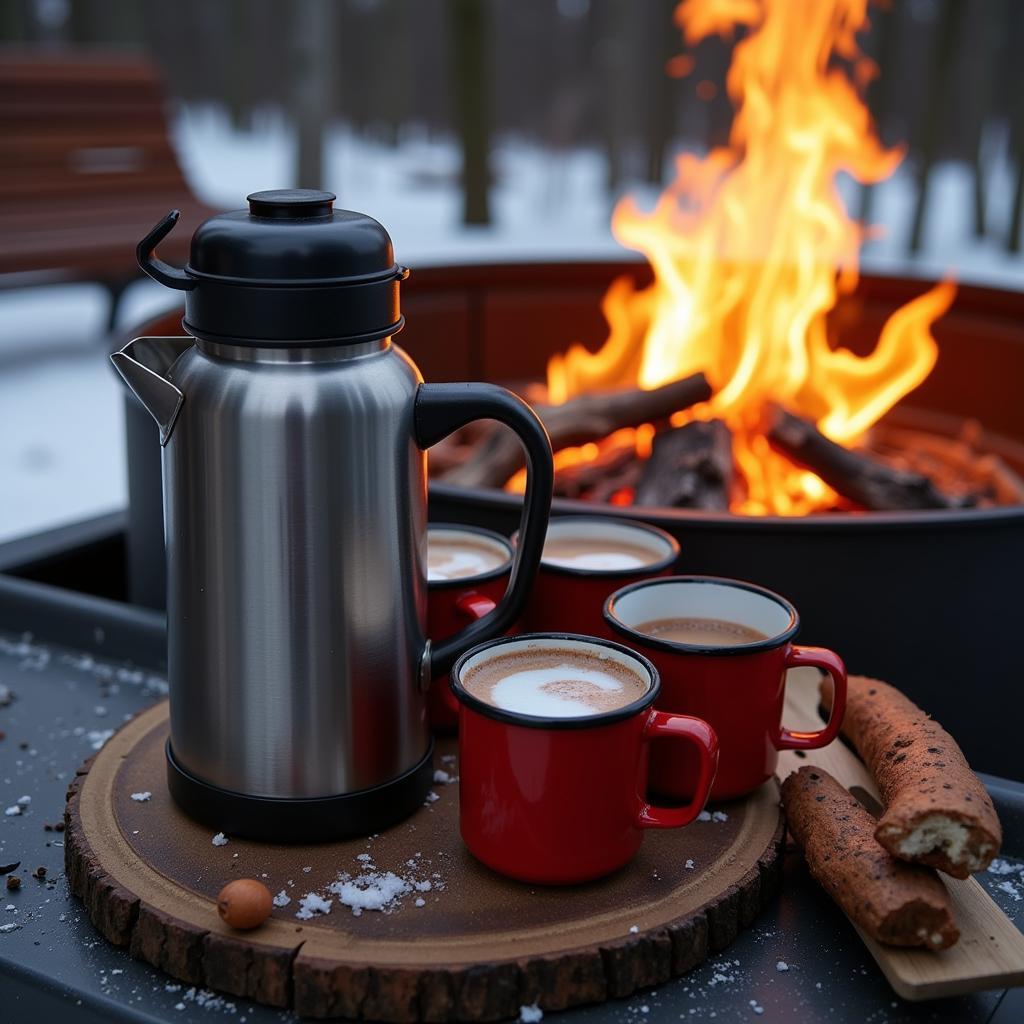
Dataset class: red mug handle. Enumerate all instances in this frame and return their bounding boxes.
[776,645,847,750]
[439,592,497,716]
[454,592,497,623]
[637,712,719,829]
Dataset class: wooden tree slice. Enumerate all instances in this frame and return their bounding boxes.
[66,701,784,1022]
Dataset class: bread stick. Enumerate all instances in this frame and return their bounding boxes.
[821,675,1001,878]
[782,767,959,949]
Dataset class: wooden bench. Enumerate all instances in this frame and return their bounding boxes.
[0,50,218,331]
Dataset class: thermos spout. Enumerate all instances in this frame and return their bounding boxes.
[111,337,192,445]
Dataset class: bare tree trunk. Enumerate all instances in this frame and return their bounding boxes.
[1008,120,1024,254]
[967,4,1000,239]
[908,0,965,254]
[69,0,142,46]
[595,0,632,194]
[0,1,29,41]
[291,0,332,191]
[1006,1,1024,252]
[380,0,412,148]
[226,0,255,131]
[857,0,896,226]
[644,0,678,186]
[449,0,491,225]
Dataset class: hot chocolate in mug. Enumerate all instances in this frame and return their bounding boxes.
[605,576,847,802]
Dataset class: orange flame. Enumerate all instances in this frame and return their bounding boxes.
[544,0,956,515]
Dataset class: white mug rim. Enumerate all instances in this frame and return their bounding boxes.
[604,575,800,656]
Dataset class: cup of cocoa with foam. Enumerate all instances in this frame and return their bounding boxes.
[427,525,514,732]
[516,516,679,637]
[604,576,847,802]
[450,633,718,883]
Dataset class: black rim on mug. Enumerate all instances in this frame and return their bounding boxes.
[450,632,661,731]
[514,515,681,579]
[604,575,800,657]
[427,522,514,589]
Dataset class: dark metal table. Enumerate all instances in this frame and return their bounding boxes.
[1,574,1022,1024]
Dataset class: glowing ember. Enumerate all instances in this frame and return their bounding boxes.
[542,0,956,515]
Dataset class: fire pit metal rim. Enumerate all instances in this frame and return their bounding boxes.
[431,482,1024,533]
[126,265,1024,531]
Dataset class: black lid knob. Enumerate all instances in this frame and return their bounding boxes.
[136,189,408,347]
[247,189,336,219]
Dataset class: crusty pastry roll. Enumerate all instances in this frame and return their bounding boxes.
[782,767,959,949]
[821,676,1001,879]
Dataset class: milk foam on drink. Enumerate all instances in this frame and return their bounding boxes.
[428,532,508,581]
[491,663,629,717]
[462,646,648,719]
[536,524,671,573]
[544,549,649,571]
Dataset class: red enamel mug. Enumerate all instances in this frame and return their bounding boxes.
[450,633,718,884]
[427,524,514,732]
[604,576,847,802]
[518,516,680,638]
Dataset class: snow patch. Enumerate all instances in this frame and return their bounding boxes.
[295,892,333,920]
[328,871,412,917]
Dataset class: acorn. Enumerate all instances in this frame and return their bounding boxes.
[216,878,272,930]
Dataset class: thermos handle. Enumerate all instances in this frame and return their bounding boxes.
[136,210,196,291]
[415,383,554,677]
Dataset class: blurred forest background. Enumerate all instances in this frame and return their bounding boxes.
[2,0,1022,252]
[2,0,1024,542]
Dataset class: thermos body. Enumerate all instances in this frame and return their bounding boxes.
[163,339,430,799]
[113,190,554,841]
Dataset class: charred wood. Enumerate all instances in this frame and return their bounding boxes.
[634,419,733,510]
[553,445,642,501]
[869,423,1024,507]
[766,405,975,511]
[440,372,712,489]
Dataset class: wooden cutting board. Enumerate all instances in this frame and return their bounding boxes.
[66,700,784,1021]
[778,667,1024,1002]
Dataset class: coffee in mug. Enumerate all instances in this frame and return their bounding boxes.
[451,634,719,883]
[604,576,847,801]
[519,516,680,636]
[428,530,510,582]
[541,536,665,572]
[426,525,515,733]
[636,617,767,647]
[461,645,649,718]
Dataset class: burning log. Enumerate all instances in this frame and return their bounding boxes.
[552,445,642,502]
[870,423,1024,507]
[766,405,976,512]
[440,372,712,490]
[634,419,733,511]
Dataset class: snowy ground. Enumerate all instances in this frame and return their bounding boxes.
[1,107,1022,544]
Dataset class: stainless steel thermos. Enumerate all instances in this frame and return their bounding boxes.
[112,190,553,841]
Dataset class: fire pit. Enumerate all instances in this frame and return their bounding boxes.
[420,0,1024,777]
[412,266,1024,786]
[122,265,1024,782]
[111,0,1023,779]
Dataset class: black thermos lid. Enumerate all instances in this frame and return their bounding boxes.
[136,189,408,347]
